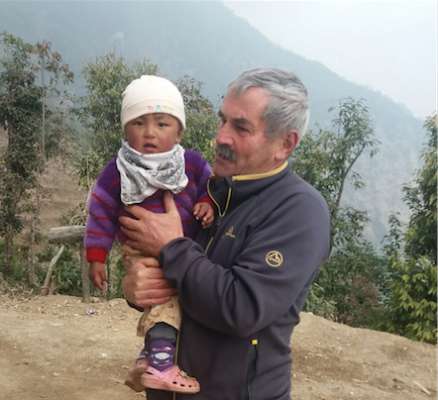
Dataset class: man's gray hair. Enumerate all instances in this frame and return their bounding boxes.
[227,68,310,142]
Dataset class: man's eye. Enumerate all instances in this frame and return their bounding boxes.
[236,125,248,133]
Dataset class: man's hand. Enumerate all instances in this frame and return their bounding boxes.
[89,261,108,292]
[122,257,177,308]
[119,191,184,257]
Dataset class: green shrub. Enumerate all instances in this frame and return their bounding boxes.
[385,256,437,343]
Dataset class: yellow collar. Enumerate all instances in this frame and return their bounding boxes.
[232,162,288,182]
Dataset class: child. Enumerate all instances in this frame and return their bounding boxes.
[84,75,214,394]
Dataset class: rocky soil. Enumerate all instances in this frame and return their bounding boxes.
[0,294,435,400]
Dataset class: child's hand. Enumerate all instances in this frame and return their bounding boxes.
[193,202,214,228]
[89,262,108,293]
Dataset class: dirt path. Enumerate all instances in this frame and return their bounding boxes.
[0,294,435,400]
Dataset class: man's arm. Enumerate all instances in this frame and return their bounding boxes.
[119,190,330,337]
[119,191,183,258]
[122,256,177,308]
[119,194,181,308]
[160,193,330,338]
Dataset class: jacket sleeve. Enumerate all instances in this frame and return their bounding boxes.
[193,151,212,204]
[160,192,330,338]
[84,160,121,263]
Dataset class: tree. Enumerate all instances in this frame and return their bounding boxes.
[293,98,382,325]
[177,75,217,163]
[33,40,74,160]
[403,115,437,264]
[294,98,378,248]
[383,114,437,342]
[0,32,72,278]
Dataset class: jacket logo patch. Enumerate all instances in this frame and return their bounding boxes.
[265,250,283,267]
[224,226,236,239]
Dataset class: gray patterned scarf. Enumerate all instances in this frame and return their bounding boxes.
[116,141,188,205]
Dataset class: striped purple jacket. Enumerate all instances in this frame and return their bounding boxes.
[84,149,211,263]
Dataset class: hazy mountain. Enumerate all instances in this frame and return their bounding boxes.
[0,0,425,245]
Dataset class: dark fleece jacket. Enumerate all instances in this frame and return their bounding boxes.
[149,163,330,400]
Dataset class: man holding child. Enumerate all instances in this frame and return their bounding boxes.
[121,68,330,400]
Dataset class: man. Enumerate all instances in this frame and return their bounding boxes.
[120,68,331,400]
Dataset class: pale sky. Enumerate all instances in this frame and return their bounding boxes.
[224,0,437,119]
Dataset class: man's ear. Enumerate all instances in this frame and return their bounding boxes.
[275,131,299,161]
[285,131,299,153]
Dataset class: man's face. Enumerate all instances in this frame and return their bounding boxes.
[213,87,285,177]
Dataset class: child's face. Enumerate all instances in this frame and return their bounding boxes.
[124,113,182,154]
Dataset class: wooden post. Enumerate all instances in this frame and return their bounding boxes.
[29,212,37,286]
[40,245,65,296]
[79,241,90,303]
[47,225,91,302]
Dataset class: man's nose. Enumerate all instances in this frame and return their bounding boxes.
[215,123,233,145]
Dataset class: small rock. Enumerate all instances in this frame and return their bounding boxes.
[86,307,97,316]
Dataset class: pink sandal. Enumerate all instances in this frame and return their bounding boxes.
[141,365,200,393]
[125,359,148,392]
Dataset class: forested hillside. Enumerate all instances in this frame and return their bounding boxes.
[0,0,426,243]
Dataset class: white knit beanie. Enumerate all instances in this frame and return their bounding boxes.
[121,75,186,130]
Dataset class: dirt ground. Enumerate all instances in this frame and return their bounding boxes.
[0,293,435,400]
[1,143,436,399]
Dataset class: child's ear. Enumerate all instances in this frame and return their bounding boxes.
[176,129,183,143]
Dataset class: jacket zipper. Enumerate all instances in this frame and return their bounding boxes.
[246,339,258,400]
[205,183,232,254]
[207,181,232,218]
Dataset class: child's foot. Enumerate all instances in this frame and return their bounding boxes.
[141,364,200,394]
[125,358,148,392]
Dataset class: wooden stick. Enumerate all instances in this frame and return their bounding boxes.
[48,226,85,244]
[413,380,431,396]
[40,245,65,296]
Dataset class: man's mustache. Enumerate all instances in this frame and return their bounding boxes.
[215,144,236,161]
